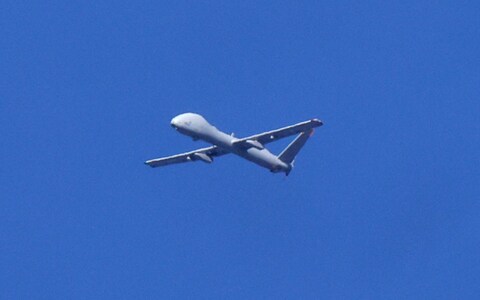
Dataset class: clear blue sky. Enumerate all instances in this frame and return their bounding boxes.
[1,1,479,298]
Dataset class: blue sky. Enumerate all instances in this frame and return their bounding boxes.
[1,1,479,298]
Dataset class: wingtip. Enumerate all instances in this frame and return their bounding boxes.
[311,118,324,126]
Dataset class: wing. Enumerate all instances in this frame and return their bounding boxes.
[232,118,323,148]
[145,145,229,168]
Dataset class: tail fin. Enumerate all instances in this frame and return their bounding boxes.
[278,129,314,164]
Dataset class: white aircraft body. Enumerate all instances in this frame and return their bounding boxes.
[145,113,323,175]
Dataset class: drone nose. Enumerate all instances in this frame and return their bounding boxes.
[171,117,179,128]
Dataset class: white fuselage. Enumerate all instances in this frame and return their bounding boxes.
[171,113,290,172]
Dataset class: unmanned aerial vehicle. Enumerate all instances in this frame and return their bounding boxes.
[145,113,323,175]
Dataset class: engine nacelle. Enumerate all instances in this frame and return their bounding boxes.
[244,139,264,149]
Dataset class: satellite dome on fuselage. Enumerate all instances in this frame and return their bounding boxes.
[170,112,211,133]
